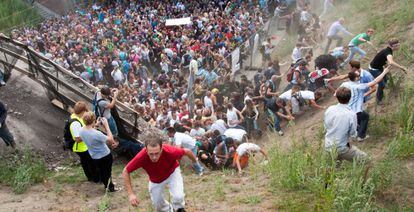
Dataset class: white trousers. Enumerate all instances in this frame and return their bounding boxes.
[149,167,185,212]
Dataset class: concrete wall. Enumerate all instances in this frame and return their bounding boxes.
[37,0,76,15]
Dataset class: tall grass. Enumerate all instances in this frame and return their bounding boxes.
[0,0,43,33]
[0,147,48,194]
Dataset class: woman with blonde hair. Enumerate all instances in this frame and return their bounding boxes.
[80,112,117,192]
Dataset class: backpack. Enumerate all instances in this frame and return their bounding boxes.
[63,118,81,151]
[92,92,107,117]
[292,92,307,107]
[286,66,299,82]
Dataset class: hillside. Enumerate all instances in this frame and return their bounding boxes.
[0,0,413,211]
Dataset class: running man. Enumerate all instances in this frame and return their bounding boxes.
[369,38,409,104]
[123,138,200,211]
[324,18,353,54]
[341,28,376,68]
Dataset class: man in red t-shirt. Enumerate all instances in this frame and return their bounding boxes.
[122,137,199,212]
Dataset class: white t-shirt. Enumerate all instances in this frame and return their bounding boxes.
[111,69,124,82]
[236,143,261,156]
[70,121,82,138]
[189,59,198,74]
[224,128,247,142]
[279,90,315,101]
[190,128,206,138]
[174,132,196,149]
[211,119,227,135]
[204,96,214,111]
[226,108,239,128]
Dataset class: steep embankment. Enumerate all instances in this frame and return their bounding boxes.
[0,0,413,211]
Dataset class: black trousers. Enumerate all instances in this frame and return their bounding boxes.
[94,153,114,191]
[76,151,100,182]
[357,111,369,138]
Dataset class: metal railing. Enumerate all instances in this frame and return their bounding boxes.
[0,34,160,142]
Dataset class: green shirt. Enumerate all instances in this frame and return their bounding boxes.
[350,33,370,47]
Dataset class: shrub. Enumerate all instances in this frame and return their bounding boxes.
[0,147,48,194]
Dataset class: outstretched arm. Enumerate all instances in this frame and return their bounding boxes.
[387,55,408,73]
[123,168,139,207]
[367,67,390,87]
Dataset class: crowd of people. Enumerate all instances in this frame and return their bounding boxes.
[1,0,410,211]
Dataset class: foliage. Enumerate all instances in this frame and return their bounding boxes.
[0,0,43,33]
[0,147,48,194]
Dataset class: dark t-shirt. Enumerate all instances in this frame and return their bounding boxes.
[370,47,393,70]
[266,98,286,114]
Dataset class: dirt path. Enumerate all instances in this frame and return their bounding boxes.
[0,71,70,166]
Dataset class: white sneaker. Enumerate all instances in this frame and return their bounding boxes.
[278,130,284,136]
[357,135,370,142]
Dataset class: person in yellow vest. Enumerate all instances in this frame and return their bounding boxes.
[70,101,100,182]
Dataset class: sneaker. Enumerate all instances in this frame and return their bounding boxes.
[10,141,16,149]
[278,130,284,136]
[357,135,370,142]
[0,80,5,86]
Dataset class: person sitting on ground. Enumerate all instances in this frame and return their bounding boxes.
[111,138,145,159]
[197,136,216,169]
[213,137,237,168]
[123,137,201,211]
[324,87,368,162]
[79,112,117,192]
[233,142,269,176]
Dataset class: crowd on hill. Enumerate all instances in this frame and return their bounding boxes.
[1,0,410,211]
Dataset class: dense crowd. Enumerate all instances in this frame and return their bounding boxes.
[1,0,409,211]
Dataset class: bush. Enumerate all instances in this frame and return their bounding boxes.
[0,0,43,33]
[0,147,48,194]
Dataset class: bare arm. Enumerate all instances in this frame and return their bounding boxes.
[309,100,325,109]
[327,74,348,83]
[387,55,408,73]
[236,156,242,175]
[107,92,118,109]
[364,85,377,97]
[122,168,139,207]
[184,148,198,163]
[260,149,269,160]
[367,67,390,87]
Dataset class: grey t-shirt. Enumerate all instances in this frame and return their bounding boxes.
[79,128,110,159]
[98,99,111,119]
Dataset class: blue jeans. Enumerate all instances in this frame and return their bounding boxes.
[108,116,118,136]
[266,109,281,131]
[0,123,15,146]
[342,46,366,66]
[369,69,387,103]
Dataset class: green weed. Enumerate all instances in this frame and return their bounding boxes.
[0,0,43,33]
[214,176,225,200]
[0,147,48,194]
[238,195,262,205]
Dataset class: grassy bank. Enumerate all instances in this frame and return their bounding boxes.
[0,147,48,194]
[265,0,414,210]
[0,0,43,33]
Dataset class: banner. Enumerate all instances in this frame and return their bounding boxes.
[231,47,240,75]
[165,17,192,26]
